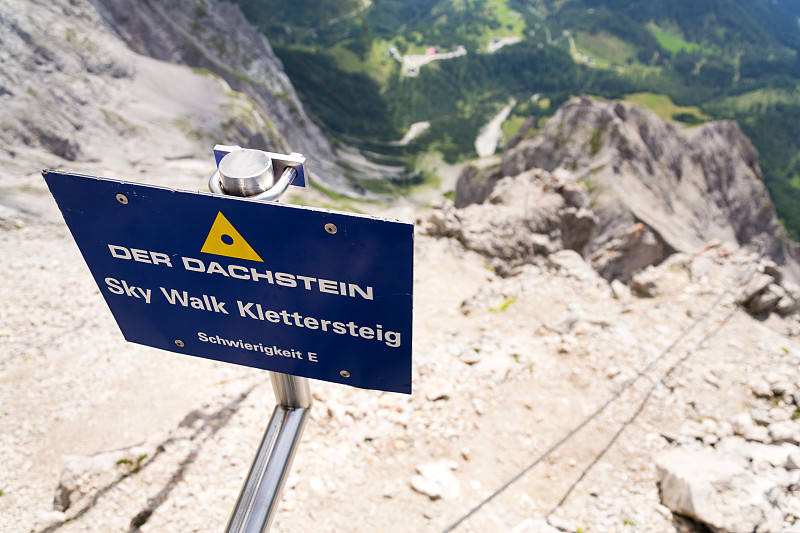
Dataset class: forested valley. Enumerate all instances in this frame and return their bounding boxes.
[233,0,800,240]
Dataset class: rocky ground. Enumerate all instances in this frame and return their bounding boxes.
[2,157,800,532]
[3,3,800,532]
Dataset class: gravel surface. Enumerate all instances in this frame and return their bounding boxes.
[3,173,800,532]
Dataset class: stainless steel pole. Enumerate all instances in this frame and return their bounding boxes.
[224,405,310,533]
[211,149,313,533]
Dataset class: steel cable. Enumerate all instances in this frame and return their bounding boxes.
[440,245,765,533]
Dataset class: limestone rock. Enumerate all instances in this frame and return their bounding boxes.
[54,443,154,512]
[512,518,563,533]
[748,284,786,315]
[428,170,599,264]
[769,421,799,444]
[449,97,800,286]
[0,0,352,191]
[610,279,631,300]
[656,447,782,533]
[631,266,659,298]
[746,426,772,444]
[410,460,461,501]
[590,222,667,282]
[547,250,595,280]
[750,378,775,399]
[500,97,800,282]
[777,280,800,315]
[786,449,800,470]
[93,0,350,190]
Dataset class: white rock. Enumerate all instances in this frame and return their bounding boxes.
[631,267,658,297]
[410,460,460,501]
[381,483,399,499]
[308,476,327,496]
[768,407,791,421]
[793,390,800,408]
[472,398,486,415]
[752,409,773,426]
[732,412,755,436]
[610,279,630,300]
[547,250,594,280]
[690,255,714,281]
[745,426,772,443]
[656,447,782,533]
[717,438,795,470]
[768,421,798,444]
[410,474,442,500]
[787,448,800,470]
[423,377,453,401]
[512,518,562,533]
[458,348,482,365]
[32,510,67,531]
[546,515,577,532]
[770,380,793,396]
[749,378,774,398]
[474,352,513,380]
[704,370,721,388]
[755,517,787,533]
[740,274,776,305]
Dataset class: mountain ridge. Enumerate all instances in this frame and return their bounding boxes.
[444,96,800,286]
[239,0,800,238]
[0,0,354,192]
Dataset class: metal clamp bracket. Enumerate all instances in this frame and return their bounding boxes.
[210,144,308,192]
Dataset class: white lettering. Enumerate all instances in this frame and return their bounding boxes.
[150,252,172,267]
[109,245,171,267]
[275,272,296,288]
[177,256,373,300]
[160,287,189,306]
[206,261,229,277]
[348,284,373,300]
[183,257,205,272]
[229,265,250,280]
[105,278,151,303]
[130,248,151,263]
[297,275,316,290]
[105,277,123,294]
[318,279,339,294]
[108,245,131,260]
[238,300,259,319]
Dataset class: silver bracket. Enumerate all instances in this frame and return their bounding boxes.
[209,145,308,202]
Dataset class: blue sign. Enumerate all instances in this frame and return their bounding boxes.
[43,171,413,394]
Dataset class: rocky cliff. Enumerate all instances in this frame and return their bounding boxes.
[447,97,800,287]
[91,0,348,188]
[0,0,350,190]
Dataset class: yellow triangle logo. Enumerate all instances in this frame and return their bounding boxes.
[200,212,263,262]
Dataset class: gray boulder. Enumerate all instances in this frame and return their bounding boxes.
[657,447,784,533]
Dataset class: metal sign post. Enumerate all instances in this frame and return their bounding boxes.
[212,147,311,533]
